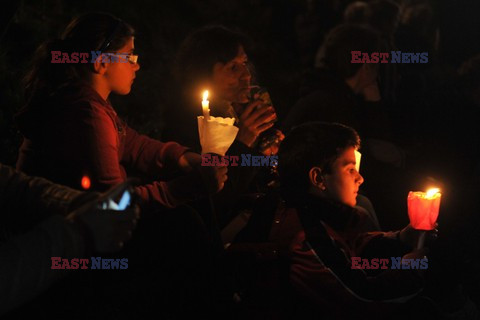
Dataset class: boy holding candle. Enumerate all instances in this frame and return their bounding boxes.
[276,122,434,318]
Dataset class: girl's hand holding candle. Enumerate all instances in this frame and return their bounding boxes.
[197,89,238,155]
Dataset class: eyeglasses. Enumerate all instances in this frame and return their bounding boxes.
[126,54,138,64]
[116,53,139,64]
[103,53,139,65]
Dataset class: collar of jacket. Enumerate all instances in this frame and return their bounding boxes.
[298,194,367,236]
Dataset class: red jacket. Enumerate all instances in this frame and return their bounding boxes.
[280,196,424,318]
[16,85,200,209]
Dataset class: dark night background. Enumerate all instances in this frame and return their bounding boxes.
[2,0,480,225]
[1,0,479,165]
[2,0,480,241]
[2,0,480,316]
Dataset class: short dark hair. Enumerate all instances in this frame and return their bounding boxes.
[344,2,370,24]
[173,25,251,91]
[278,122,360,204]
[315,24,381,79]
[366,0,400,35]
[459,54,480,95]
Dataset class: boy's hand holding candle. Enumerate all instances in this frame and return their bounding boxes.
[398,223,438,248]
[406,188,442,249]
[408,188,442,231]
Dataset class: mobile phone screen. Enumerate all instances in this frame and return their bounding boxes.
[117,190,131,210]
[102,190,131,211]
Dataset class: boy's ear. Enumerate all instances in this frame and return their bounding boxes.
[309,167,326,191]
[93,55,108,75]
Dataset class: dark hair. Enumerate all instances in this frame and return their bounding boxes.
[459,54,480,95]
[173,25,251,92]
[315,24,381,79]
[344,1,370,24]
[24,12,134,98]
[278,122,360,204]
[366,0,400,36]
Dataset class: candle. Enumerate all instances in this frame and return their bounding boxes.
[354,150,361,172]
[407,188,441,231]
[202,90,210,120]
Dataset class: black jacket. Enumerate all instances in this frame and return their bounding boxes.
[282,68,391,140]
[0,164,87,315]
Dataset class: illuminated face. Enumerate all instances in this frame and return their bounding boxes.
[211,45,251,103]
[322,146,364,207]
[105,37,140,95]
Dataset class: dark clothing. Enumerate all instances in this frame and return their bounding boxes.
[285,195,423,318]
[283,68,391,140]
[223,192,390,318]
[15,85,205,211]
[0,163,83,233]
[0,164,87,315]
[163,95,264,228]
[15,86,220,317]
[283,69,411,230]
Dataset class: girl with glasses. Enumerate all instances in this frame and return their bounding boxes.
[16,12,226,209]
[14,12,225,317]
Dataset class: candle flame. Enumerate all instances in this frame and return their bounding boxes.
[426,188,440,198]
[203,90,209,101]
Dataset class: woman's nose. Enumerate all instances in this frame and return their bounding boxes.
[133,62,140,71]
[241,64,251,81]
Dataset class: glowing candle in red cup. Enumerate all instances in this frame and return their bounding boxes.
[407,188,441,249]
[407,188,441,231]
